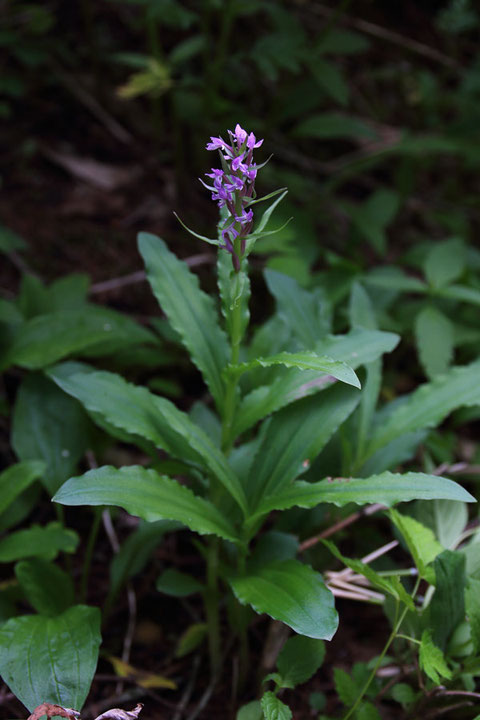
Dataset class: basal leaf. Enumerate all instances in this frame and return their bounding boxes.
[3,306,155,370]
[15,558,75,616]
[0,461,45,515]
[54,466,240,543]
[0,605,101,711]
[276,636,325,688]
[254,472,475,518]
[47,364,246,513]
[415,306,454,379]
[364,361,480,461]
[138,233,229,410]
[0,522,79,563]
[230,559,338,640]
[12,374,90,495]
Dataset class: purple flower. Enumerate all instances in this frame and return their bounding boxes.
[202,124,264,271]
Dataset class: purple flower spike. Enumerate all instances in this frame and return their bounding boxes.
[201,124,264,271]
[206,136,227,151]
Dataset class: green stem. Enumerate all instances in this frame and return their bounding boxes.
[221,292,244,453]
[343,578,421,719]
[204,537,221,677]
[80,506,103,603]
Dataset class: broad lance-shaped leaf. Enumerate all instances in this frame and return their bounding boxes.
[12,374,90,496]
[252,472,475,518]
[47,363,247,513]
[54,466,241,544]
[233,329,398,436]
[229,559,338,640]
[0,522,79,563]
[0,461,45,515]
[364,361,480,462]
[224,352,360,388]
[245,384,360,514]
[2,305,155,370]
[0,605,101,711]
[138,233,229,410]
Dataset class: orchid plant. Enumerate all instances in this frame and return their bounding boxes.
[46,125,475,695]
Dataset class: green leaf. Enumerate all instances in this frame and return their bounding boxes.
[364,361,480,461]
[175,623,207,658]
[429,550,465,649]
[411,499,468,550]
[424,239,465,289]
[254,471,474,518]
[350,189,400,254]
[293,113,376,141]
[47,365,247,513]
[333,667,358,706]
[138,233,229,409]
[3,305,154,370]
[356,702,381,720]
[261,692,292,720]
[364,268,427,293]
[466,578,480,654]
[419,629,452,684]
[390,510,443,580]
[54,466,240,543]
[15,558,75,616]
[156,569,204,597]
[237,700,263,720]
[226,352,360,388]
[316,328,400,367]
[311,58,349,105]
[439,283,480,306]
[0,605,101,711]
[415,306,454,379]
[245,384,360,515]
[276,636,325,688]
[0,461,45,515]
[264,269,327,348]
[229,559,338,640]
[12,374,90,495]
[322,540,414,609]
[391,683,415,708]
[0,522,79,563]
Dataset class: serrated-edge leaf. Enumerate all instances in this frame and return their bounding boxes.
[138,233,229,409]
[47,365,247,513]
[54,465,240,543]
[390,509,443,579]
[261,692,292,720]
[419,629,452,684]
[365,361,480,460]
[225,352,360,388]
[253,472,475,518]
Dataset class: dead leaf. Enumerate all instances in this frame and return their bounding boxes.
[94,703,144,720]
[106,655,177,690]
[41,146,140,191]
[27,703,80,720]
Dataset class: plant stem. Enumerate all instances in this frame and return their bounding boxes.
[80,506,103,603]
[221,290,243,453]
[204,537,221,678]
[343,577,421,719]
